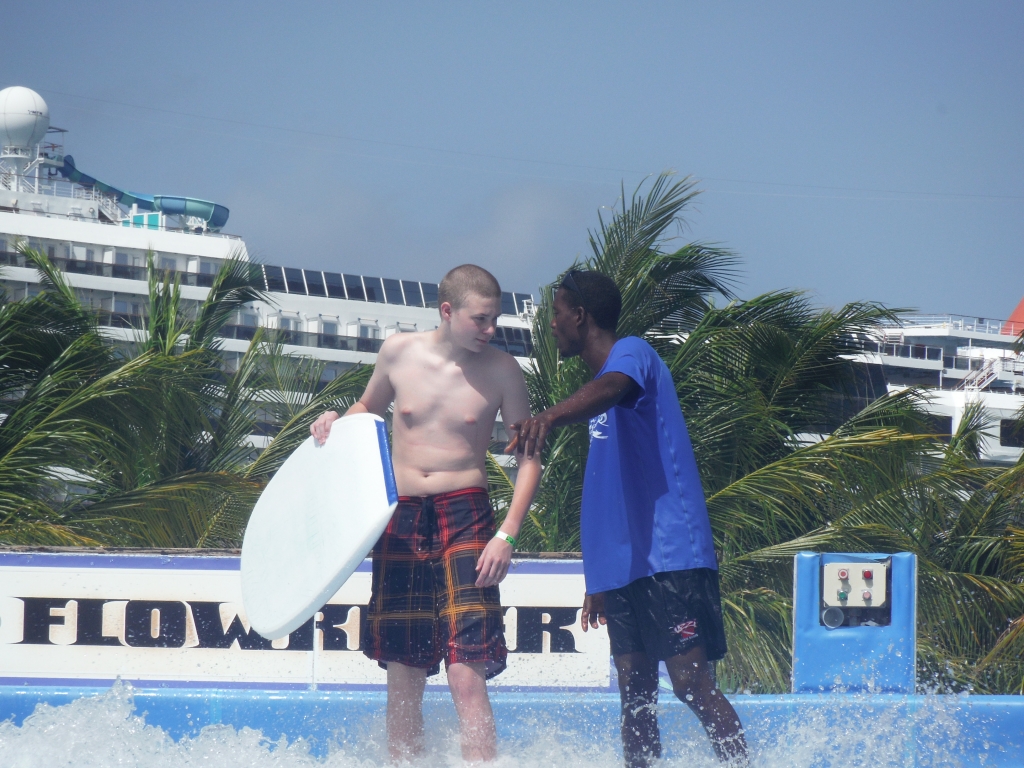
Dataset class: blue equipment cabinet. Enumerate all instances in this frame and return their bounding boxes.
[792,552,917,693]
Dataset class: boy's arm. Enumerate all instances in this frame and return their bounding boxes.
[506,372,638,459]
[475,357,543,587]
[310,337,398,444]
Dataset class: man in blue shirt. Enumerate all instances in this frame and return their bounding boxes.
[510,270,747,766]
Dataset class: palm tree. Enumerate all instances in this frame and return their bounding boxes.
[0,246,370,547]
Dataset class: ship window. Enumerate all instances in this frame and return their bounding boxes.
[159,257,176,271]
[264,265,286,292]
[923,415,953,443]
[421,282,439,309]
[364,277,385,303]
[284,267,306,294]
[514,293,533,313]
[304,270,326,297]
[402,280,423,307]
[47,245,55,259]
[116,252,129,265]
[1000,420,1024,448]
[501,292,516,315]
[324,272,346,299]
[200,260,217,275]
[383,278,403,305]
[344,274,365,300]
[0,239,5,253]
[322,322,338,336]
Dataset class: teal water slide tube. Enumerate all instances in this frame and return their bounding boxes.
[58,156,230,230]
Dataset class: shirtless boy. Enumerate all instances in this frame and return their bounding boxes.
[310,264,541,762]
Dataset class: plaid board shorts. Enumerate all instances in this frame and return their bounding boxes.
[363,487,508,678]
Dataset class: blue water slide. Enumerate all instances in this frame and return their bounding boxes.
[58,156,230,230]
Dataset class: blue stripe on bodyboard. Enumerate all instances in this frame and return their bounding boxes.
[375,419,399,506]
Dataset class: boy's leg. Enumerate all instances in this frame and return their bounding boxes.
[613,652,661,768]
[447,661,497,761]
[664,645,748,763]
[386,662,428,760]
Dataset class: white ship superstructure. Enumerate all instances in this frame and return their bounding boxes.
[0,87,535,397]
[863,313,1024,463]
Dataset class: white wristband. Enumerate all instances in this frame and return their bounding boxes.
[494,530,516,548]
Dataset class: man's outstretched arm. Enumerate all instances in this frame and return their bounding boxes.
[506,372,639,460]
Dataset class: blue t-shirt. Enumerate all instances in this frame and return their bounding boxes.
[581,336,717,594]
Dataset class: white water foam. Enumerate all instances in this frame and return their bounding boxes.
[0,682,1000,767]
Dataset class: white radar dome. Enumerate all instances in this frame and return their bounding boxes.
[0,86,50,149]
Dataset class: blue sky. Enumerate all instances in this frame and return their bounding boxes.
[5,2,1022,316]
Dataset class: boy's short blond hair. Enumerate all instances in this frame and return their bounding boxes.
[438,264,502,310]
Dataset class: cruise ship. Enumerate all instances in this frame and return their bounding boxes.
[1,86,1021,463]
[0,87,536,424]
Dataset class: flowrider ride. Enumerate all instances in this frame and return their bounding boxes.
[241,413,398,639]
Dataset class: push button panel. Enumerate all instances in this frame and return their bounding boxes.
[822,562,887,608]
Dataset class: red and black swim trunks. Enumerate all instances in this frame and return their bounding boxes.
[363,487,507,678]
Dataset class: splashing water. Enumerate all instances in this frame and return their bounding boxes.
[0,682,1007,767]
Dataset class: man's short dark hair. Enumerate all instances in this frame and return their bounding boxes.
[559,270,621,331]
[438,264,502,310]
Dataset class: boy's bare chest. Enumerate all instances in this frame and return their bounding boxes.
[391,357,500,427]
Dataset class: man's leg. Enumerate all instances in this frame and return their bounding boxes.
[447,661,497,762]
[664,645,748,763]
[386,662,428,760]
[613,652,661,768]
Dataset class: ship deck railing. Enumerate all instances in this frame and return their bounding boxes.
[0,178,242,240]
[91,315,534,358]
[879,314,1024,338]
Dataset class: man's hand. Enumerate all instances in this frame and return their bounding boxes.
[310,410,340,445]
[506,411,555,460]
[475,536,513,587]
[581,592,607,631]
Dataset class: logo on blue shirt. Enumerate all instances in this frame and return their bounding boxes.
[589,413,609,441]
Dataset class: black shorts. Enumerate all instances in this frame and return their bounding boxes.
[604,568,728,662]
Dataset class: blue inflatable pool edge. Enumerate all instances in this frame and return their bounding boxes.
[1,685,1021,764]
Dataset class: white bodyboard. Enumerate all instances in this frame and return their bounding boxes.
[241,413,398,640]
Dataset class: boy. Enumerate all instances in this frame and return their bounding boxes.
[311,264,541,762]
[509,270,748,766]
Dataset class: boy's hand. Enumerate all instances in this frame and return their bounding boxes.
[581,592,607,631]
[475,535,513,587]
[505,412,555,459]
[310,410,340,445]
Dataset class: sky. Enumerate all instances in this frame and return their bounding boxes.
[4,1,1022,317]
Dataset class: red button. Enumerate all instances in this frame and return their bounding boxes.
[838,569,849,580]
[863,569,873,580]
[862,590,872,600]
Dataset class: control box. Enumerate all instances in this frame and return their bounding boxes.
[822,562,887,608]
[792,552,916,693]
[819,559,892,629]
